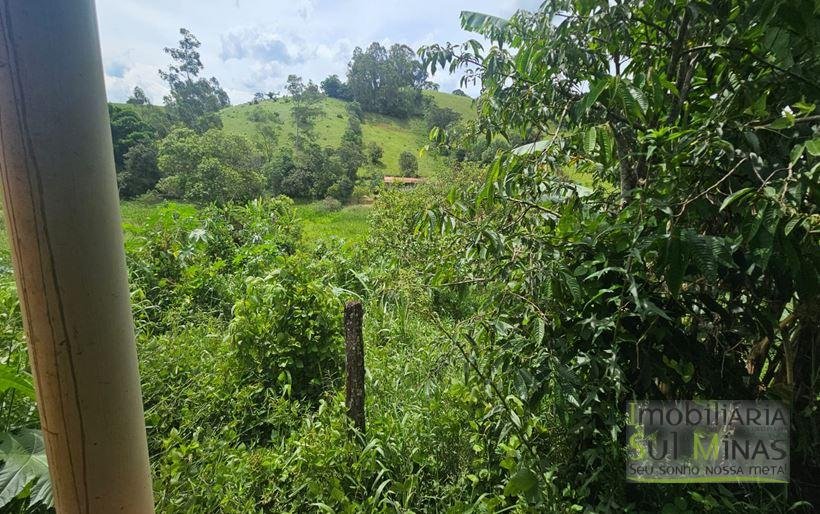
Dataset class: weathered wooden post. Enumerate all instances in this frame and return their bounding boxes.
[344,300,365,433]
[0,1,155,512]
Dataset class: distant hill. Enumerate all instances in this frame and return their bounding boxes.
[220,91,474,177]
[114,91,475,178]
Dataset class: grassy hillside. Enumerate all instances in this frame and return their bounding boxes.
[115,91,475,177]
[424,90,475,119]
[219,91,474,177]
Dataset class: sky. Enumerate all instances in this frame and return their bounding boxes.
[95,0,541,105]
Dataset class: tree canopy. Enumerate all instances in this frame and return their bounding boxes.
[126,86,151,106]
[108,104,155,170]
[156,127,264,203]
[286,75,325,150]
[320,74,352,101]
[160,28,230,132]
[346,42,428,118]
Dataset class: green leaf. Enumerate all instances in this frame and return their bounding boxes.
[562,271,583,303]
[784,216,803,236]
[719,188,754,212]
[627,83,648,115]
[0,430,51,509]
[509,410,522,429]
[583,126,597,154]
[460,11,509,34]
[600,124,614,163]
[574,0,599,16]
[790,144,804,166]
[682,230,719,282]
[793,101,816,115]
[0,364,35,399]
[578,79,607,115]
[638,298,672,321]
[769,117,794,129]
[530,318,545,345]
[744,132,761,153]
[750,206,778,271]
[504,468,538,496]
[663,356,694,382]
[742,202,765,243]
[512,140,550,155]
[806,137,820,156]
[614,80,646,120]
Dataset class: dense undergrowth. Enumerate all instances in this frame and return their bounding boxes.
[0,179,522,512]
[123,176,507,512]
[0,166,817,512]
[2,161,811,512]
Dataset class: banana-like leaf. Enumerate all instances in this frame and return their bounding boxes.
[0,429,52,509]
[460,11,509,35]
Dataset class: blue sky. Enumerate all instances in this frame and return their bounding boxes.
[96,0,541,104]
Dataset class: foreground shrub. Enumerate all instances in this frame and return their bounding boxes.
[126,198,300,330]
[317,196,343,212]
[229,255,343,399]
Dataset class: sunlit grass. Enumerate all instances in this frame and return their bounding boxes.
[220,93,475,178]
[293,202,372,249]
[423,90,476,118]
[120,199,372,250]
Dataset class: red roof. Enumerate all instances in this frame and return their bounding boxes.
[383,176,426,184]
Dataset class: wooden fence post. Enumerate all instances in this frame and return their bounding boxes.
[344,300,365,433]
[0,1,155,512]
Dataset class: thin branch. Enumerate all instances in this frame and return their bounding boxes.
[504,197,560,217]
[676,158,748,217]
[435,277,490,287]
[753,114,820,129]
[666,4,692,81]
[681,44,820,89]
[432,316,542,461]
[633,15,675,42]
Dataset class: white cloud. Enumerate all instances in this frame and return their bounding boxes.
[295,0,314,20]
[104,62,168,105]
[95,0,543,103]
[220,27,312,64]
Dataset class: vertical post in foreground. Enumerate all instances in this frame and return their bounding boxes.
[344,300,366,434]
[0,1,154,513]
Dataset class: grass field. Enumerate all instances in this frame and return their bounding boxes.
[424,90,476,118]
[115,91,475,178]
[0,199,371,261]
[123,200,371,249]
[119,200,171,224]
[293,202,371,249]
